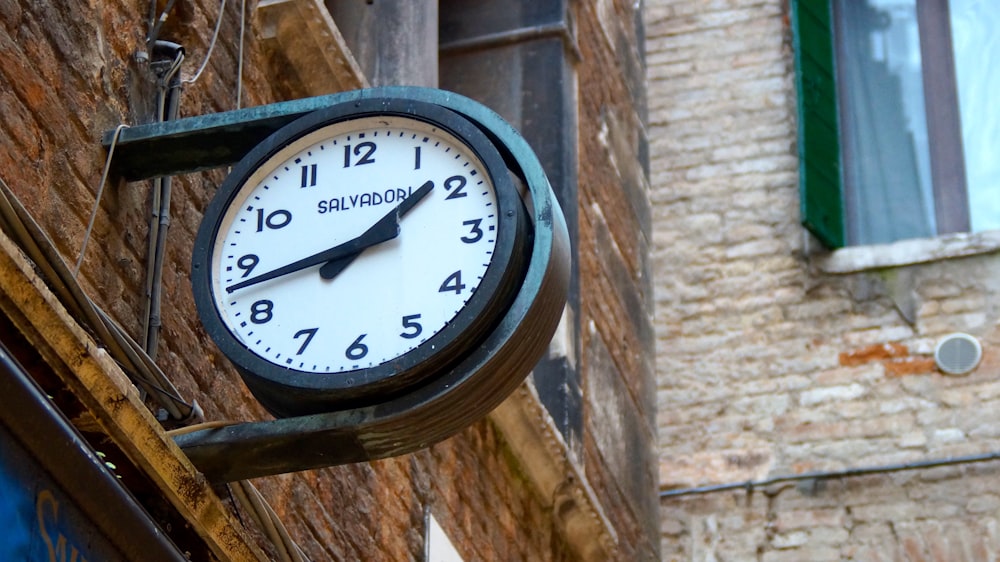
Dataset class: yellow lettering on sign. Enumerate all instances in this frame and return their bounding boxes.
[36,489,88,562]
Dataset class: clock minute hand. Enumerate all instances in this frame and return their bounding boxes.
[225,206,401,294]
[318,180,435,280]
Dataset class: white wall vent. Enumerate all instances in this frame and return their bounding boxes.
[934,333,982,375]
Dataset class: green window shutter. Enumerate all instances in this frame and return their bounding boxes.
[791,0,845,248]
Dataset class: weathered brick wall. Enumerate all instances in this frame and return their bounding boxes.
[578,0,659,559]
[3,0,657,559]
[647,0,1000,560]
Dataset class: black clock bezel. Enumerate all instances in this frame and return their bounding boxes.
[191,98,530,417]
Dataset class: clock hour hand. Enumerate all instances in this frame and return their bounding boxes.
[225,207,401,294]
[318,179,435,280]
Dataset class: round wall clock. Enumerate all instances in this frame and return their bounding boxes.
[174,87,570,477]
[191,97,530,417]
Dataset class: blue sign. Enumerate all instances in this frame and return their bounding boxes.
[0,426,124,562]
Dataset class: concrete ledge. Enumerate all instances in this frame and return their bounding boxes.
[257,0,368,95]
[489,383,618,562]
[812,229,1000,274]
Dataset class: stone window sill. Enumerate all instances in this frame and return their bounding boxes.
[811,229,1000,274]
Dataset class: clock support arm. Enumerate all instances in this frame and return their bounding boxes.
[103,95,354,181]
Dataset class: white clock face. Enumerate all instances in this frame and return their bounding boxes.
[208,115,502,375]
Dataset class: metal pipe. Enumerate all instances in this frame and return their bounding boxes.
[659,450,1000,499]
[143,41,184,360]
[439,21,580,61]
[147,0,180,46]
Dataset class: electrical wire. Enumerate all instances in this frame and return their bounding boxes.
[659,450,1000,498]
[75,124,128,277]
[147,0,180,45]
[231,481,310,562]
[165,420,240,437]
[236,0,245,109]
[184,0,228,85]
[4,167,302,558]
[134,6,303,560]
[0,176,199,422]
[12,4,309,559]
[147,0,157,42]
[146,12,305,560]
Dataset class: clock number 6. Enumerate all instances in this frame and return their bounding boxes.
[346,334,369,360]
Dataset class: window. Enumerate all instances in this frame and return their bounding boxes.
[792,0,1000,248]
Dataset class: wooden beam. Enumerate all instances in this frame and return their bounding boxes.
[0,226,267,562]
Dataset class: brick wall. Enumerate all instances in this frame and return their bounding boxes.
[578,1,659,559]
[2,0,657,559]
[647,0,1000,559]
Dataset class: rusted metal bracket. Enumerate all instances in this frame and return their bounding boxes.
[102,95,349,181]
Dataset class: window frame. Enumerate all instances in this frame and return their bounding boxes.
[792,0,971,249]
[911,0,969,235]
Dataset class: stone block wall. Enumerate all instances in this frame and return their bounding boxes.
[660,464,1000,561]
[647,0,1000,559]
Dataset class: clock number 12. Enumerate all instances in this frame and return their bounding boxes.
[344,142,376,167]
